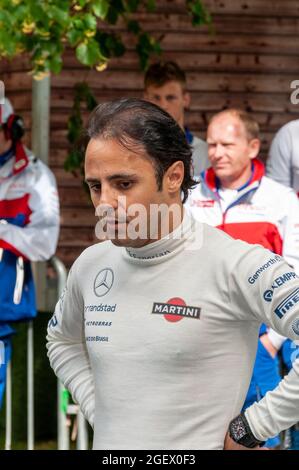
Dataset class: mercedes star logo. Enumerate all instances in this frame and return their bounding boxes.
[94,268,114,297]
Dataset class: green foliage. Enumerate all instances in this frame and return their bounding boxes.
[186,0,212,28]
[91,0,110,19]
[146,0,156,13]
[136,32,161,71]
[0,0,211,78]
[64,82,97,176]
[0,0,211,175]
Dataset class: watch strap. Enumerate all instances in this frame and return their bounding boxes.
[229,413,266,448]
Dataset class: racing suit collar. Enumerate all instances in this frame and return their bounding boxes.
[123,210,201,265]
[0,142,29,178]
[12,141,29,175]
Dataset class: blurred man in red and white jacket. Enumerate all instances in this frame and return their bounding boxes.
[0,98,60,407]
[185,109,299,268]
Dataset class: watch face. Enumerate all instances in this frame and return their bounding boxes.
[230,415,247,440]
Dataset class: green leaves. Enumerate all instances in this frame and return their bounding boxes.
[127,20,140,35]
[0,0,213,178]
[0,0,212,79]
[65,82,98,175]
[48,55,63,74]
[76,39,106,66]
[83,13,97,30]
[95,31,126,58]
[76,42,94,66]
[47,4,70,27]
[186,0,212,27]
[126,0,140,13]
[91,0,110,19]
[67,28,83,46]
[146,0,156,13]
[64,148,84,173]
[136,32,162,70]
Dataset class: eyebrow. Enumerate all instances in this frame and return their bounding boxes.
[85,173,139,184]
[207,140,235,145]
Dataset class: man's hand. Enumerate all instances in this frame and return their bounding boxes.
[224,432,268,450]
[260,333,278,359]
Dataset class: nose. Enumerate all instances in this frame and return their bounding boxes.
[213,143,224,159]
[99,184,118,209]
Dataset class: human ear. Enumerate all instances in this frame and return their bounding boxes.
[248,138,261,160]
[164,161,184,194]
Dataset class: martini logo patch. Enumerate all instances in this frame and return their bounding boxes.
[152,297,201,323]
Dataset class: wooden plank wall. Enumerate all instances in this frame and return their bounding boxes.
[1,0,299,267]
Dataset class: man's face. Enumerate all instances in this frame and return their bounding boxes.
[207,114,260,188]
[144,81,190,129]
[85,138,183,248]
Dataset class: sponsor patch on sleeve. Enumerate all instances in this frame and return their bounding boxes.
[274,288,299,319]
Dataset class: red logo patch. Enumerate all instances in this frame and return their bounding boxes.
[164,297,186,323]
[151,298,201,322]
[191,199,215,208]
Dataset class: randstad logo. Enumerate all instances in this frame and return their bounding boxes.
[94,268,114,297]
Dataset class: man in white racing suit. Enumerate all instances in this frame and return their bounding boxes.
[47,98,299,450]
[0,98,60,407]
[185,108,299,448]
[266,117,299,448]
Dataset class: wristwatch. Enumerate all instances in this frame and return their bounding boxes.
[228,413,266,448]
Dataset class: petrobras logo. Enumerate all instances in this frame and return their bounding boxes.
[292,318,299,336]
[263,272,297,302]
[152,297,201,323]
[274,288,299,319]
[248,255,283,284]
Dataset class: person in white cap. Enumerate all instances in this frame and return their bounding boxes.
[0,97,60,407]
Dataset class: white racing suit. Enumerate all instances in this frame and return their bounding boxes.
[47,212,299,449]
[0,146,60,321]
[0,145,59,407]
